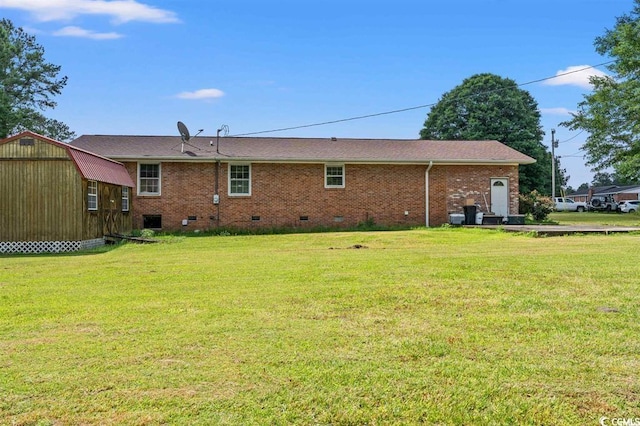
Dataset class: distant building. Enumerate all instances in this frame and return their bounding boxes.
[569,185,640,203]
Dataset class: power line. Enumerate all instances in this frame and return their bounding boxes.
[230,61,615,137]
[558,130,585,145]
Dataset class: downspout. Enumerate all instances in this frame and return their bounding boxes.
[215,160,220,227]
[214,129,221,228]
[425,161,433,227]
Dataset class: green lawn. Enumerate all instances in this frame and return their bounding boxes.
[549,211,640,226]
[1,228,639,425]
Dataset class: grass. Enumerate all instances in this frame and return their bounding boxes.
[1,228,639,425]
[549,211,640,226]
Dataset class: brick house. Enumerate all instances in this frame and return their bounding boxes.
[569,185,640,204]
[70,135,535,231]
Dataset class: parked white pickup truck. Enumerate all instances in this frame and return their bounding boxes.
[554,197,588,212]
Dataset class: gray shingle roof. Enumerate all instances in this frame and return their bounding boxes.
[571,185,640,197]
[71,135,536,164]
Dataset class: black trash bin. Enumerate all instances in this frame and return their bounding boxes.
[463,205,477,225]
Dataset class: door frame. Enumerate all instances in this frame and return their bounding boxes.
[490,177,509,217]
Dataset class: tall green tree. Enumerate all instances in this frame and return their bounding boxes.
[420,73,558,194]
[562,0,640,182]
[591,171,633,187]
[0,19,74,140]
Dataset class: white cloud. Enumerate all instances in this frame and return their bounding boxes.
[540,107,576,116]
[21,26,44,34]
[176,89,225,100]
[543,65,608,89]
[0,0,180,24]
[53,25,123,39]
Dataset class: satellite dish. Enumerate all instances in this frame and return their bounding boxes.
[177,121,190,141]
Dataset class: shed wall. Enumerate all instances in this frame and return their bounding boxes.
[0,139,84,241]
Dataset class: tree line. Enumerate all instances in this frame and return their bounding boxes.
[3,0,640,192]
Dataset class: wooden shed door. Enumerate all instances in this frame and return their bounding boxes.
[101,186,121,235]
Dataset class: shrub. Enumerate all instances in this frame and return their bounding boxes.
[519,191,554,221]
[356,215,377,230]
[140,229,156,239]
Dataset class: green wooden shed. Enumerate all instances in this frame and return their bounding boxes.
[0,131,135,253]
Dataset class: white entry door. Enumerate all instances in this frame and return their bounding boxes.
[490,178,509,217]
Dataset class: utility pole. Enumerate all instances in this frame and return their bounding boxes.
[551,129,558,198]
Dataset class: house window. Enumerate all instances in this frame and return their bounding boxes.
[229,164,251,196]
[88,181,98,211]
[122,187,130,212]
[138,163,161,195]
[325,164,345,188]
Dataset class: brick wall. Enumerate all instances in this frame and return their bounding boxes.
[429,164,520,225]
[123,161,519,231]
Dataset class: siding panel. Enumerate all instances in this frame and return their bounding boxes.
[0,158,83,241]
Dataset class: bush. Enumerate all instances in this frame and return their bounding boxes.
[519,191,554,221]
[140,229,156,239]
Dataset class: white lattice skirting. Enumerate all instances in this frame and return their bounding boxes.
[0,238,105,254]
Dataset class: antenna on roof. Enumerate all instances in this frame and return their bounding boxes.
[216,124,229,155]
[177,121,203,153]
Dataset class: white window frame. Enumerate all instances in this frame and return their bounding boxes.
[88,180,98,211]
[228,163,251,196]
[122,187,130,212]
[325,164,345,188]
[137,163,161,196]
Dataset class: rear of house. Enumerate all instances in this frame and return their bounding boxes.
[0,131,135,253]
[71,135,534,231]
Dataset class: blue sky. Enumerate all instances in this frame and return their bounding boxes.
[1,0,634,187]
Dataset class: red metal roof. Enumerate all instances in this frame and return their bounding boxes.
[1,131,134,187]
[67,148,134,187]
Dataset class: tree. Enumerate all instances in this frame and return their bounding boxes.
[562,0,640,182]
[0,19,74,140]
[591,171,633,187]
[591,171,615,187]
[576,182,590,193]
[420,73,559,194]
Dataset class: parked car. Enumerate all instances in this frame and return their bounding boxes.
[588,195,618,212]
[618,200,639,213]
[554,197,587,212]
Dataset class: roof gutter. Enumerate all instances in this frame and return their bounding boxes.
[101,156,534,165]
